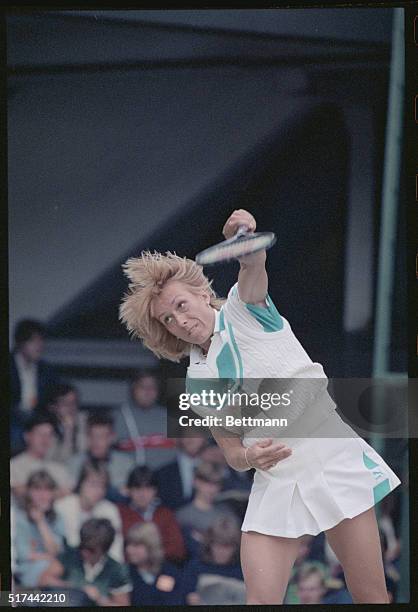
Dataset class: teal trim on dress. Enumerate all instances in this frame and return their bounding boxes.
[218,309,225,332]
[362,451,380,470]
[227,322,243,385]
[186,375,231,407]
[216,343,237,379]
[245,294,283,332]
[373,479,391,504]
[362,450,391,504]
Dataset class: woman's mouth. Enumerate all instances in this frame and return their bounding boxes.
[188,323,198,336]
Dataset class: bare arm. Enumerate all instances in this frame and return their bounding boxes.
[222,209,268,307]
[209,427,249,472]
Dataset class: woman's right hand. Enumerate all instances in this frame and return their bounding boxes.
[245,439,292,470]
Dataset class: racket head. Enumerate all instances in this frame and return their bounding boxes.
[195,231,276,265]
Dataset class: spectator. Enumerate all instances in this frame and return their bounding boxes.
[200,443,252,493]
[113,370,176,469]
[199,443,251,522]
[10,412,74,503]
[183,516,245,605]
[155,434,208,510]
[175,461,237,558]
[117,466,186,564]
[12,471,65,587]
[126,523,186,606]
[43,383,87,463]
[296,563,327,605]
[284,535,328,604]
[68,411,133,503]
[55,460,124,562]
[39,518,132,606]
[295,562,353,605]
[10,319,59,453]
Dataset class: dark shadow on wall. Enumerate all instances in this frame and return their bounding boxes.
[48,103,348,377]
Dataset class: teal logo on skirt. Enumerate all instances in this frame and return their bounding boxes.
[362,451,391,504]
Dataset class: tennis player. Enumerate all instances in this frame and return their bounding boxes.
[120,209,401,604]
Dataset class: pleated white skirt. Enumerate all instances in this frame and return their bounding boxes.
[241,411,402,538]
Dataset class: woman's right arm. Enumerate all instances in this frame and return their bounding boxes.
[209,427,292,472]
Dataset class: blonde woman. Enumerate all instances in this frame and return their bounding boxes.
[125,523,185,605]
[12,471,65,587]
[120,208,401,604]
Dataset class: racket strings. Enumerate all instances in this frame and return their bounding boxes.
[197,233,274,264]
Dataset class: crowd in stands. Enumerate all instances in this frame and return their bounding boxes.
[9,319,404,605]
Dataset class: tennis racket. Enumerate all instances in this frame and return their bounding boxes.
[195,225,276,265]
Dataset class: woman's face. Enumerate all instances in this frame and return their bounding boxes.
[79,474,106,507]
[129,485,156,511]
[151,280,215,349]
[28,485,54,512]
[125,542,149,567]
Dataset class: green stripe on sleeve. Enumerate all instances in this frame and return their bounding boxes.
[245,294,283,332]
[227,322,243,385]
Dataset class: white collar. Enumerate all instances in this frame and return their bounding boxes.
[83,555,107,582]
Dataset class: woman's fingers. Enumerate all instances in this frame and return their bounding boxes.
[251,443,292,470]
[223,209,256,238]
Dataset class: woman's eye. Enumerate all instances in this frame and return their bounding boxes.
[164,315,173,324]
[178,301,186,310]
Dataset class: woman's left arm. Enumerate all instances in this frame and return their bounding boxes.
[222,209,268,307]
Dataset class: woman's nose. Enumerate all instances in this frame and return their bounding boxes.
[173,313,187,326]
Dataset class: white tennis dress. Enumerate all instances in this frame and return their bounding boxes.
[186,284,402,538]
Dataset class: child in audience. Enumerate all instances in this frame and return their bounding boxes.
[43,383,87,462]
[10,412,74,503]
[12,470,65,587]
[126,523,186,605]
[55,459,123,562]
[39,518,132,606]
[118,465,186,563]
[68,411,133,503]
[284,535,329,604]
[296,563,327,605]
[175,461,236,558]
[182,516,244,605]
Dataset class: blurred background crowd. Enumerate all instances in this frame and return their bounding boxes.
[9,318,404,605]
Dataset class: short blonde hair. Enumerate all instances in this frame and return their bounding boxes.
[119,251,224,362]
[125,522,164,574]
[201,516,241,564]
